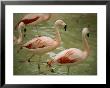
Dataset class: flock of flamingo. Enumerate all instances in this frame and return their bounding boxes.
[14,13,90,75]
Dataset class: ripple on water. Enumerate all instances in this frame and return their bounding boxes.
[47,52,56,58]
[39,26,54,29]
[56,46,65,51]
[47,46,65,59]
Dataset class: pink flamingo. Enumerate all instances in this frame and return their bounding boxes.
[47,27,90,75]
[20,20,67,73]
[14,13,51,44]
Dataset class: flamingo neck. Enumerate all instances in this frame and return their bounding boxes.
[82,32,90,58]
[54,26,61,45]
[47,13,51,20]
[44,13,51,20]
[17,28,23,44]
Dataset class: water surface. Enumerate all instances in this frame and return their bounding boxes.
[14,13,97,75]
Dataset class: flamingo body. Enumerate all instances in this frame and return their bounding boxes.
[16,13,51,29]
[21,19,67,55]
[48,48,85,66]
[17,16,40,27]
[23,36,59,54]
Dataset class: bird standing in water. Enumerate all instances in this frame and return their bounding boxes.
[14,13,51,44]
[47,27,90,75]
[20,20,67,74]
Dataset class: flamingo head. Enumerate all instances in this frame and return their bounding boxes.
[55,20,67,31]
[82,27,90,37]
[47,60,54,67]
[18,22,25,29]
[47,60,55,72]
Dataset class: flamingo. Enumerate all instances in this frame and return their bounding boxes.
[20,20,67,73]
[14,13,51,44]
[47,27,90,75]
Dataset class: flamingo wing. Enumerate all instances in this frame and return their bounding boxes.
[57,56,78,64]
[21,16,40,25]
[15,14,40,29]
[23,38,47,49]
[23,36,55,49]
[22,14,40,20]
[55,48,82,64]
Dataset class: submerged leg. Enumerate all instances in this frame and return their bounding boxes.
[17,46,23,53]
[19,54,35,63]
[27,54,35,62]
[67,65,70,75]
[38,56,41,74]
[38,63,40,74]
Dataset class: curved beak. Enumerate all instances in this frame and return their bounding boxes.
[64,25,67,31]
[87,33,89,37]
[46,62,54,72]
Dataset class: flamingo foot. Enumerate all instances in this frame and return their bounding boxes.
[50,68,54,73]
[49,67,56,73]
[38,64,41,74]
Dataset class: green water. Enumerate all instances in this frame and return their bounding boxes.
[14,13,97,75]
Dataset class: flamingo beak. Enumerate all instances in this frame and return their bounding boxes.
[87,33,89,37]
[47,62,51,67]
[64,25,67,31]
[24,28,26,37]
[47,62,54,72]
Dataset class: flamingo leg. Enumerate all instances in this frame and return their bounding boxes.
[38,64,40,74]
[67,65,70,75]
[27,54,35,62]
[19,54,35,63]
[17,46,23,53]
[37,55,42,74]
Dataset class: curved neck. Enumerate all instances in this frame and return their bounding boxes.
[44,13,51,20]
[54,25,61,44]
[47,13,51,19]
[82,32,90,57]
[17,28,23,44]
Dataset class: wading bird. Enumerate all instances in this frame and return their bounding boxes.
[21,20,67,74]
[47,27,90,75]
[14,13,51,44]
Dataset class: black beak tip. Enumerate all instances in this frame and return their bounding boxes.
[87,33,89,37]
[24,28,26,32]
[64,25,67,31]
